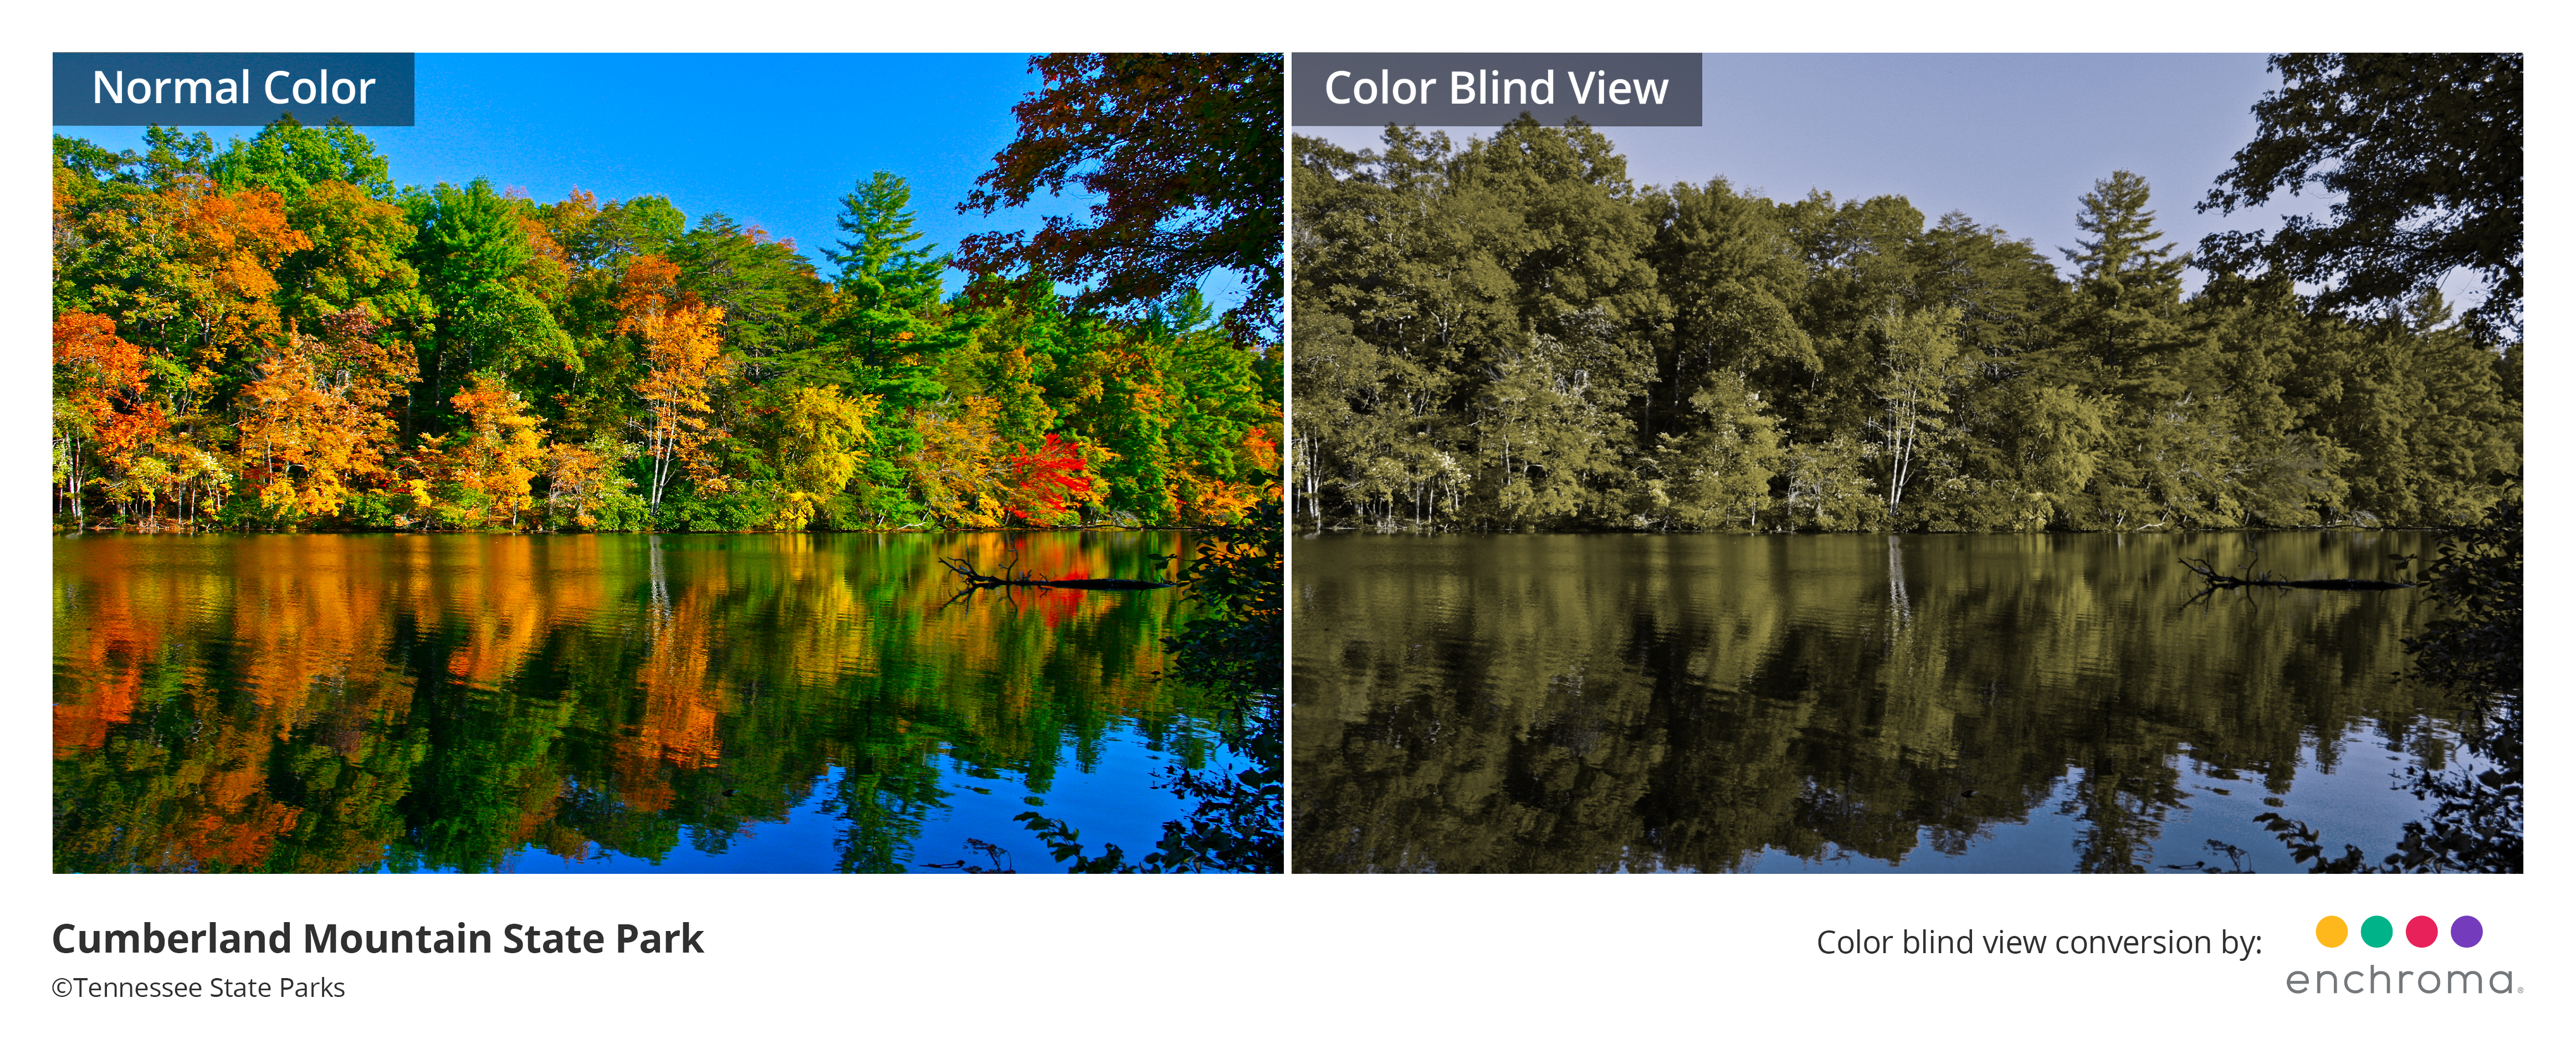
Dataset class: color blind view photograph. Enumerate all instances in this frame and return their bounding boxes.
[52,53,1286,873]
[1288,53,2521,874]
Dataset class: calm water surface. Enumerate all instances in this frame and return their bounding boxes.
[55,531,1245,873]
[1293,531,2460,873]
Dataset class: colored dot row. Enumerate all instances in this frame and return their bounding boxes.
[2316,915,2482,948]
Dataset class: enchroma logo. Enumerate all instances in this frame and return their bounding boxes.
[2288,914,2518,996]
[2314,914,2481,949]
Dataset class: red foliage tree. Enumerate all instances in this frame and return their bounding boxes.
[1003,433,1095,525]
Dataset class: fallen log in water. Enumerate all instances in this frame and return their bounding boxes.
[2179,557,2415,592]
[936,554,1174,596]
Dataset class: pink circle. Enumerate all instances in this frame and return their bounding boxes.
[2406,915,2439,947]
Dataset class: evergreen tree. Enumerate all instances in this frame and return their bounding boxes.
[2060,170,2187,373]
[827,172,948,317]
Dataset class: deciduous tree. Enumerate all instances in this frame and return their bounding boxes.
[774,384,878,530]
[634,303,730,515]
[960,53,1283,339]
[2200,53,2522,343]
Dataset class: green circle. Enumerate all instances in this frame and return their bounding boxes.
[2360,915,2394,948]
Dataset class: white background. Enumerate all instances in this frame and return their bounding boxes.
[8,3,2562,1047]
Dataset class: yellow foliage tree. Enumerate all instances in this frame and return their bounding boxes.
[900,396,1008,528]
[774,385,879,530]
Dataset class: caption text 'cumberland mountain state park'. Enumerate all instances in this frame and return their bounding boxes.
[1290,54,2521,874]
[53,53,1287,874]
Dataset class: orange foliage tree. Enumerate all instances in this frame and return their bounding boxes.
[235,335,382,520]
[54,312,167,527]
[635,303,731,513]
[165,177,310,375]
[408,375,549,529]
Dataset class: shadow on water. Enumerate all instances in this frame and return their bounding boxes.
[1291,530,2460,873]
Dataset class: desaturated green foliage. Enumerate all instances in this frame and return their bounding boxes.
[2200,54,2522,344]
[1293,119,2517,534]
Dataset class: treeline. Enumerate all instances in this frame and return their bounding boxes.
[53,122,1281,533]
[1291,120,2519,533]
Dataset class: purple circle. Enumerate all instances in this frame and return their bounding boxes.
[2452,915,2483,948]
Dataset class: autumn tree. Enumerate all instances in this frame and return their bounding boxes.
[53,311,167,528]
[960,53,1284,339]
[540,438,637,530]
[234,334,381,520]
[409,374,549,529]
[1001,433,1097,526]
[635,303,731,515]
[897,395,1009,528]
[62,175,309,407]
[774,385,878,530]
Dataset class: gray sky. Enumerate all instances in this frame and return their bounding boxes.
[1300,54,2311,295]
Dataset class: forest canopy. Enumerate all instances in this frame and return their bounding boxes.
[53,119,1282,534]
[1291,117,2519,534]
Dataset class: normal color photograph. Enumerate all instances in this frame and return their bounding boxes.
[1288,53,2519,873]
[53,52,1284,873]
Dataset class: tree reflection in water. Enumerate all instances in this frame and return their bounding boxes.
[54,531,1252,873]
[1293,530,2461,874]
[1013,503,1284,873]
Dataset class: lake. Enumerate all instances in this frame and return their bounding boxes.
[1292,531,2461,873]
[54,531,1254,873]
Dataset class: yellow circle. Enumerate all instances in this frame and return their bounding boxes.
[2317,916,2349,948]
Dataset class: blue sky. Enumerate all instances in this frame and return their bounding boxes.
[1302,54,2383,299]
[57,54,1084,296]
